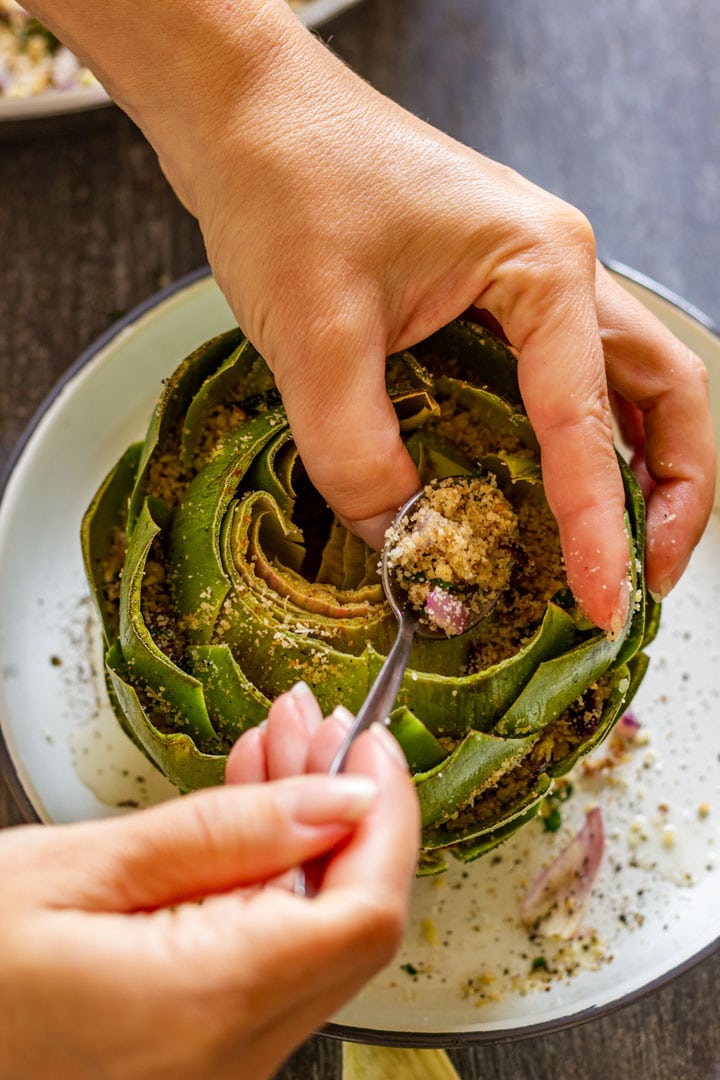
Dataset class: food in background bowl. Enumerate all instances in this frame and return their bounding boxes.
[0,1,96,100]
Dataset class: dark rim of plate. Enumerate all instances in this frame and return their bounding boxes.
[0,261,718,1048]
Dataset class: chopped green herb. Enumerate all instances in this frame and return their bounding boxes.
[543,806,563,833]
[542,783,574,831]
[401,963,419,976]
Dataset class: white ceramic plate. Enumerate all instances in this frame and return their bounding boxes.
[0,266,718,1045]
[0,0,362,122]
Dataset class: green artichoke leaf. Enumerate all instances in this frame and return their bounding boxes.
[642,594,662,649]
[434,376,539,453]
[395,603,576,739]
[168,412,283,643]
[242,428,299,510]
[315,518,382,592]
[180,336,272,469]
[547,663,637,778]
[448,798,550,864]
[614,459,649,664]
[496,504,640,739]
[128,329,244,533]
[412,320,523,408]
[106,642,226,790]
[406,432,474,482]
[185,643,271,745]
[421,766,551,851]
[385,349,436,393]
[417,850,449,876]
[477,450,543,490]
[387,708,449,772]
[119,500,219,748]
[416,730,535,829]
[494,629,623,739]
[81,441,142,644]
[393,388,442,432]
[228,493,388,638]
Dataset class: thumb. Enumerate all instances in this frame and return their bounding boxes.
[273,330,420,548]
[16,776,378,913]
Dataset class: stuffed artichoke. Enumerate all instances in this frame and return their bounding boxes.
[82,320,659,872]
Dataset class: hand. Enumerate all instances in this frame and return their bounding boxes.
[23,0,716,631]
[150,5,714,633]
[0,687,419,1080]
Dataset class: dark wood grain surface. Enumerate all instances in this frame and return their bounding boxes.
[1,1,718,1077]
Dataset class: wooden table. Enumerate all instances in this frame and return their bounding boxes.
[1,1,718,1076]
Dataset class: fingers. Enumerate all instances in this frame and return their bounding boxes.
[596,267,716,598]
[317,722,420,905]
[270,322,420,548]
[489,224,631,633]
[211,723,419,1032]
[14,775,380,913]
[225,681,323,783]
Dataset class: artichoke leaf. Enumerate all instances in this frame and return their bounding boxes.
[119,500,219,748]
[396,603,576,738]
[81,441,142,644]
[315,518,382,592]
[448,798,550,864]
[128,329,245,532]
[168,412,283,642]
[242,427,299,510]
[106,642,225,790]
[435,375,539,452]
[185,643,270,745]
[495,630,623,739]
[180,337,272,469]
[422,772,551,850]
[387,708,449,772]
[416,730,535,829]
[413,319,522,408]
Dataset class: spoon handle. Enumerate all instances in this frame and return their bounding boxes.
[328,615,417,775]
[294,616,417,898]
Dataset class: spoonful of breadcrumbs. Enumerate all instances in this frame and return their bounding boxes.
[334,474,517,769]
[384,473,518,636]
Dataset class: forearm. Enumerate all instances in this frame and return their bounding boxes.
[20,0,332,207]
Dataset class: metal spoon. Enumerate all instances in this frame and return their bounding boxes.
[295,477,504,897]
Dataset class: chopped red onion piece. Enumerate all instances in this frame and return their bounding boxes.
[51,46,80,90]
[425,586,468,636]
[521,807,604,938]
[616,710,640,735]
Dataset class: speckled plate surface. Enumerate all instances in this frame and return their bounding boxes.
[0,266,718,1045]
[0,0,362,122]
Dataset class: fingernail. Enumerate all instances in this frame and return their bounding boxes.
[330,705,355,732]
[289,680,313,699]
[339,511,397,550]
[283,775,378,824]
[649,578,673,602]
[370,722,408,769]
[608,579,631,641]
[286,681,322,735]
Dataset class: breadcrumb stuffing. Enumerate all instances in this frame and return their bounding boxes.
[385,475,518,636]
